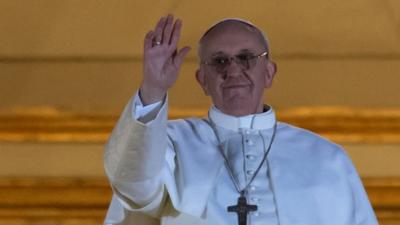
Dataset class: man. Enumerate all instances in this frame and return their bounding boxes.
[104,15,378,225]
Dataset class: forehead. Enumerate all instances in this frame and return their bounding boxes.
[200,22,265,57]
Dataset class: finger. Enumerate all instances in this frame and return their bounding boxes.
[173,46,191,67]
[169,19,182,50]
[154,17,167,43]
[163,14,174,45]
[144,31,154,50]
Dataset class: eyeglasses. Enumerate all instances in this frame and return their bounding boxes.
[202,51,268,74]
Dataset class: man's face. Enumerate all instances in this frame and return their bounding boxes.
[196,23,276,117]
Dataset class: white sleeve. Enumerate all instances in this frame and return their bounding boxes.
[132,91,163,124]
[104,93,175,219]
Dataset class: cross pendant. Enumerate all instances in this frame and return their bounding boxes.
[227,195,258,225]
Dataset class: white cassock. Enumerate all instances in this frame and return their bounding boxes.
[103,93,378,225]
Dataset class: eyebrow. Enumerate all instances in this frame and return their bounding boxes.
[210,51,226,57]
[210,49,254,57]
[239,49,253,53]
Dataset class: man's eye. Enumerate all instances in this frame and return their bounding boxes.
[213,57,229,65]
[237,54,252,61]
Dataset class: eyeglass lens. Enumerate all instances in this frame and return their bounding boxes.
[211,53,255,73]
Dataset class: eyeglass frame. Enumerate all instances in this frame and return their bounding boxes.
[201,51,269,74]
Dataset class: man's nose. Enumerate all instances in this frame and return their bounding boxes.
[225,59,243,77]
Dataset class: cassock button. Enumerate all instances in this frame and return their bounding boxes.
[245,139,254,146]
[246,154,255,160]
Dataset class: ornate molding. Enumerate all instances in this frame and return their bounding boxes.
[278,106,400,144]
[0,177,398,223]
[365,177,400,222]
[0,106,399,143]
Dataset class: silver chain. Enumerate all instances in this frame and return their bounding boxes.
[206,117,277,196]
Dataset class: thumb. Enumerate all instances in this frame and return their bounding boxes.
[173,46,191,68]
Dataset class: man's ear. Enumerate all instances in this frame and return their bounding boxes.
[264,60,277,89]
[196,68,210,95]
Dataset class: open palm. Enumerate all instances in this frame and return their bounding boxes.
[141,15,190,105]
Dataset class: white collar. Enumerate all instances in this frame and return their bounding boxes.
[208,105,276,131]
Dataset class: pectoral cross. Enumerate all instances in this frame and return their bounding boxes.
[227,195,258,225]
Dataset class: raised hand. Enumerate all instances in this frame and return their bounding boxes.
[140,15,191,105]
